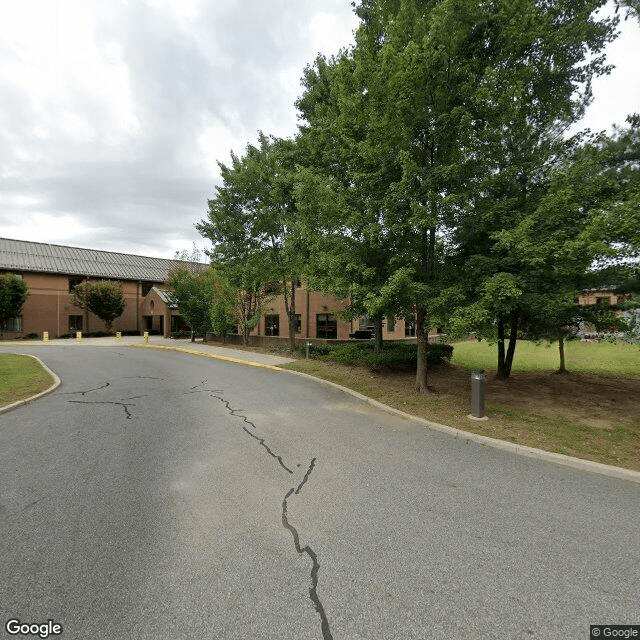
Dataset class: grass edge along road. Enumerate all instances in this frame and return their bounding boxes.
[282,339,640,473]
[0,353,55,408]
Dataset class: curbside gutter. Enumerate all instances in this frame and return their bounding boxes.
[127,343,284,371]
[282,368,640,486]
[0,354,62,414]
[4,342,638,484]
[129,343,640,484]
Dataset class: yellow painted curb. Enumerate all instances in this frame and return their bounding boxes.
[127,343,284,371]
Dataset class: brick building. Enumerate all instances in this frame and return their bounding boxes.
[250,283,433,343]
[0,238,190,339]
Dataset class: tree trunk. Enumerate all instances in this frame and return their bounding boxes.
[373,316,383,353]
[504,317,518,376]
[497,316,518,379]
[497,319,506,378]
[558,335,566,373]
[415,306,430,393]
[285,278,296,353]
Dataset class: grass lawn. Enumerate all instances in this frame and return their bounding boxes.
[0,354,55,408]
[282,339,640,472]
[452,338,640,378]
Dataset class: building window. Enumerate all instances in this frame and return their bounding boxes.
[294,314,301,333]
[405,319,416,337]
[69,315,83,333]
[265,314,280,336]
[387,317,395,332]
[5,317,22,332]
[142,282,154,296]
[69,276,83,293]
[317,314,337,339]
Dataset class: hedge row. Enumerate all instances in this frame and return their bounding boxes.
[297,341,453,371]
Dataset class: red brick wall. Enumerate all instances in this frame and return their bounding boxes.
[252,287,440,340]
[1,272,165,338]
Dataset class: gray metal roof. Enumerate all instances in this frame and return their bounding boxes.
[0,238,202,282]
[152,287,177,307]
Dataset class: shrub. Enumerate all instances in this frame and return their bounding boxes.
[313,341,454,371]
[296,342,333,357]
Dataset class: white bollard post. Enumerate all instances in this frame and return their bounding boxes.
[143,331,149,344]
[43,332,49,343]
[76,331,82,343]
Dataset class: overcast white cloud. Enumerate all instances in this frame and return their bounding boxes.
[0,1,638,258]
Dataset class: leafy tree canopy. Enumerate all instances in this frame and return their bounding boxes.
[72,280,125,332]
[0,274,29,331]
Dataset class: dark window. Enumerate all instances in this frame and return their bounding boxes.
[69,277,83,293]
[142,282,154,296]
[294,314,301,333]
[69,315,83,333]
[317,314,337,339]
[265,314,280,336]
[5,317,22,332]
[387,318,395,332]
[436,326,444,334]
[405,319,416,337]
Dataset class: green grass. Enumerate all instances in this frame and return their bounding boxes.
[452,339,640,377]
[0,354,54,407]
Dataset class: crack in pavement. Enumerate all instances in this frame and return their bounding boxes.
[59,382,111,396]
[210,393,293,474]
[67,400,134,420]
[282,458,333,640]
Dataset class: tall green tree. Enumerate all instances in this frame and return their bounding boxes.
[167,267,215,340]
[0,274,29,335]
[198,133,306,351]
[437,0,618,378]
[296,49,416,353]
[72,280,125,333]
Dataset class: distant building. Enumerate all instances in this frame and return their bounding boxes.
[0,238,192,339]
[577,289,632,307]
[245,282,440,343]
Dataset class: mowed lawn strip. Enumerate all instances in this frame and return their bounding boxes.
[0,354,55,408]
[452,339,640,378]
[282,340,640,472]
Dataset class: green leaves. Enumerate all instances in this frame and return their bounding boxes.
[71,280,125,332]
[167,268,216,336]
[0,274,29,330]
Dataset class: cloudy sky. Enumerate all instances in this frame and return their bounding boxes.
[1,1,638,259]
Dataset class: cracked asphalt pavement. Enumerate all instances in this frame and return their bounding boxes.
[1,346,638,639]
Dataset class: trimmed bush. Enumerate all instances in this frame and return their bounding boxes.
[307,341,453,371]
[296,342,333,357]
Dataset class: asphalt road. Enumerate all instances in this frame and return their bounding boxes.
[1,346,638,640]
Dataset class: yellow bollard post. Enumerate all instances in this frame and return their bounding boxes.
[143,331,149,344]
[76,331,82,343]
[43,332,49,343]
[116,332,122,342]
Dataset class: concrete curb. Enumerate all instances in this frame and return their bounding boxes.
[127,343,285,371]
[0,354,61,414]
[5,342,637,484]
[281,368,640,485]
